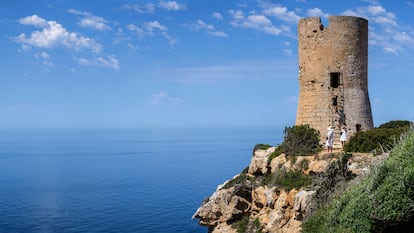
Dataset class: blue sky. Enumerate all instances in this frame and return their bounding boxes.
[1,0,413,129]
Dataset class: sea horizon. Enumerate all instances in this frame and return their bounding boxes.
[0,127,283,232]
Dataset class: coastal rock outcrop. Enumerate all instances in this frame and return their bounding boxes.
[193,149,387,233]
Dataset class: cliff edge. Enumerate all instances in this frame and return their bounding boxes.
[193,146,386,233]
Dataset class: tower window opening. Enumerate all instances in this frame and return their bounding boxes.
[330,72,340,88]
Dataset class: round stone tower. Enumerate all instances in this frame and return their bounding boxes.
[296,16,373,142]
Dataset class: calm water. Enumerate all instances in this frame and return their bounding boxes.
[0,128,282,233]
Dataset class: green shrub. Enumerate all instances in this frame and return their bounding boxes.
[281,124,321,157]
[264,168,312,191]
[222,174,254,189]
[344,120,411,153]
[232,215,249,233]
[378,120,411,129]
[344,128,405,153]
[254,143,271,151]
[268,145,283,163]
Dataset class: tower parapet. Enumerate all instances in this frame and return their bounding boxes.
[296,16,373,141]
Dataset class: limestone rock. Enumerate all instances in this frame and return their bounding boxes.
[210,223,237,233]
[293,190,316,220]
[270,153,287,173]
[308,159,329,173]
[192,183,252,227]
[248,147,276,175]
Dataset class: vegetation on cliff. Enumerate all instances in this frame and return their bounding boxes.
[303,128,414,233]
[344,120,411,153]
[280,124,321,157]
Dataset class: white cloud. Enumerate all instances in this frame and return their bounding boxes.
[121,3,155,14]
[15,15,101,53]
[212,12,223,20]
[195,20,215,30]
[189,20,228,37]
[208,31,228,37]
[127,24,145,38]
[144,21,168,33]
[307,8,329,18]
[122,1,184,13]
[73,55,119,70]
[157,1,185,11]
[366,5,385,15]
[262,6,301,24]
[341,5,397,26]
[95,55,120,70]
[34,51,50,59]
[394,32,414,48]
[340,5,414,54]
[128,21,176,45]
[73,57,91,65]
[230,10,281,35]
[282,48,293,56]
[150,92,184,108]
[18,15,47,27]
[43,61,54,67]
[34,51,53,67]
[68,9,110,31]
[280,24,291,32]
[408,1,414,8]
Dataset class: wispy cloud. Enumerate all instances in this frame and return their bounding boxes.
[307,8,329,18]
[342,4,414,54]
[189,20,228,37]
[121,1,185,14]
[127,24,145,38]
[150,92,184,108]
[342,5,397,26]
[282,48,293,56]
[73,55,119,70]
[157,1,186,11]
[144,21,168,34]
[262,6,301,24]
[229,10,281,35]
[208,31,228,37]
[120,3,155,14]
[68,9,111,31]
[128,21,176,45]
[15,15,101,53]
[212,12,223,20]
[408,1,414,8]
[194,20,215,31]
[34,51,53,67]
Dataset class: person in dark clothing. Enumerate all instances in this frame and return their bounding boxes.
[332,95,338,113]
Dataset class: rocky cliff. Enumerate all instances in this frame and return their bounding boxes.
[193,147,387,233]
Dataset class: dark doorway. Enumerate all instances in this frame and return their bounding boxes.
[330,72,340,88]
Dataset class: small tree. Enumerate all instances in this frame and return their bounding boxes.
[281,124,321,157]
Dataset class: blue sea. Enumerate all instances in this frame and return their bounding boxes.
[0,128,282,233]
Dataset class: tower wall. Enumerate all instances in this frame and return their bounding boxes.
[296,16,373,141]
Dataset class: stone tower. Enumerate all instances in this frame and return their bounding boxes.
[296,16,373,141]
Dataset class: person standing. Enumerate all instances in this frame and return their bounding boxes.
[340,126,347,147]
[332,95,338,113]
[326,126,334,153]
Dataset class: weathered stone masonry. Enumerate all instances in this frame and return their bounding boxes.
[296,16,373,141]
